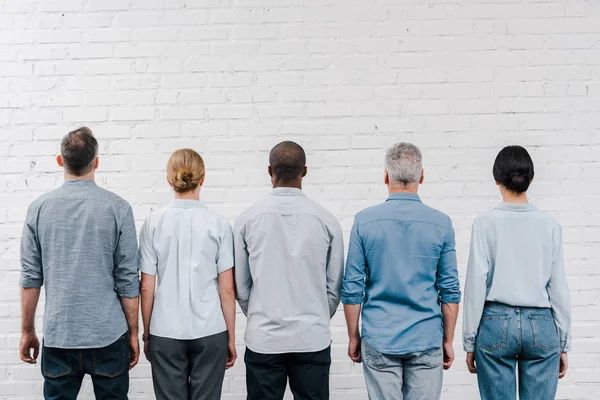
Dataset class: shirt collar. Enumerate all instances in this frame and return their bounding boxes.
[168,199,206,209]
[385,193,422,203]
[494,202,538,212]
[63,179,97,186]
[270,187,305,197]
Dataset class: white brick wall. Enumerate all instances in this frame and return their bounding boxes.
[1,0,599,398]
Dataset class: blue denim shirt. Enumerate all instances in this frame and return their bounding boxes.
[342,193,461,355]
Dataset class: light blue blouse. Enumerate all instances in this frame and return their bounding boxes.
[463,202,572,352]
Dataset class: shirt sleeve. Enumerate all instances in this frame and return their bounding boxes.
[463,217,489,352]
[20,203,43,288]
[233,217,252,315]
[436,219,461,304]
[342,218,367,305]
[547,224,572,352]
[138,216,158,276]
[217,220,234,273]
[325,218,344,317]
[113,204,140,299]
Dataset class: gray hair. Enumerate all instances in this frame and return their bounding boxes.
[384,142,423,184]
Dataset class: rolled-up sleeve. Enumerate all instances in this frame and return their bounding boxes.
[548,225,571,352]
[20,204,43,288]
[436,219,461,304]
[326,219,344,317]
[342,218,366,305]
[462,217,489,352]
[114,204,140,298]
[233,217,252,315]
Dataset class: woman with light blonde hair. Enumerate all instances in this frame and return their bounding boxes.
[139,149,236,400]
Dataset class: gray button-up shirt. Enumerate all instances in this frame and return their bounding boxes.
[234,188,344,354]
[20,179,140,349]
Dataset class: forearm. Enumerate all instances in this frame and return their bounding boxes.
[442,303,459,343]
[220,289,236,343]
[140,274,155,336]
[344,303,362,341]
[120,297,139,335]
[21,288,41,333]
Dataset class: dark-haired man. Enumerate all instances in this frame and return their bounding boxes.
[234,141,344,399]
[19,127,140,400]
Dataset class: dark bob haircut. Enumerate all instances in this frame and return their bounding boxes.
[493,145,534,194]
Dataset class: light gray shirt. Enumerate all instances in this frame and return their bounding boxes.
[463,202,572,352]
[139,199,233,340]
[20,179,140,349]
[234,188,344,354]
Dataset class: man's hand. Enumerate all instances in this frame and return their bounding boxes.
[559,352,568,379]
[226,340,237,369]
[20,331,40,364]
[348,337,362,363]
[129,333,140,369]
[143,340,151,363]
[443,341,455,370]
[466,352,477,374]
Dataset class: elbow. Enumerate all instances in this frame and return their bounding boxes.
[219,284,235,299]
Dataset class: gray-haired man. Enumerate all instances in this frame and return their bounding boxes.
[342,142,461,400]
[20,127,140,400]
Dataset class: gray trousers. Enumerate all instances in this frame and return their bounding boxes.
[149,331,228,400]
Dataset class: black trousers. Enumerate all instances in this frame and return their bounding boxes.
[245,346,331,400]
[42,333,129,400]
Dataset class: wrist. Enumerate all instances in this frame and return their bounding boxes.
[348,333,361,342]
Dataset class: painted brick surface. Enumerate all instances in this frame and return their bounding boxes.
[0,0,599,398]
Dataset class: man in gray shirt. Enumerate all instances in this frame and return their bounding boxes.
[19,127,140,400]
[234,141,344,400]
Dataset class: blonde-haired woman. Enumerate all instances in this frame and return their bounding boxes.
[139,149,236,400]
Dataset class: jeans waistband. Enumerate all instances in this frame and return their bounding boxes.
[485,301,551,311]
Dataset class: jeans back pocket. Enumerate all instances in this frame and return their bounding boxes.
[42,347,72,379]
[529,316,559,351]
[362,339,388,370]
[477,316,510,352]
[92,334,128,378]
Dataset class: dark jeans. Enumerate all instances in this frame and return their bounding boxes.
[245,346,331,400]
[42,333,129,400]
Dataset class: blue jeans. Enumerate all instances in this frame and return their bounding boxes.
[42,333,130,400]
[361,339,443,400]
[475,302,561,400]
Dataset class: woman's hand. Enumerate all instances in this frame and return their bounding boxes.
[559,352,568,379]
[466,352,477,374]
[226,340,237,369]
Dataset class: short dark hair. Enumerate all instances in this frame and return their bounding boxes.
[493,145,534,194]
[60,127,98,176]
[269,141,306,181]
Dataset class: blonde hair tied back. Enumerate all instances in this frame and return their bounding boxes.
[167,149,205,193]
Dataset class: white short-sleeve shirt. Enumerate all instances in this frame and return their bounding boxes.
[139,199,234,340]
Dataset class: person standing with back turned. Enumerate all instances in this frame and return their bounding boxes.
[342,142,461,400]
[463,146,571,400]
[139,149,237,400]
[234,141,345,400]
[19,127,140,400]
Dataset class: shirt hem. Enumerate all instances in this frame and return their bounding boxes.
[43,331,128,350]
[148,328,227,341]
[246,341,331,354]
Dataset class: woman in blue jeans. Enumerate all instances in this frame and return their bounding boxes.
[463,145,572,400]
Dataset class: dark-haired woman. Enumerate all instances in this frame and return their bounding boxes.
[463,145,571,400]
[139,149,237,400]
